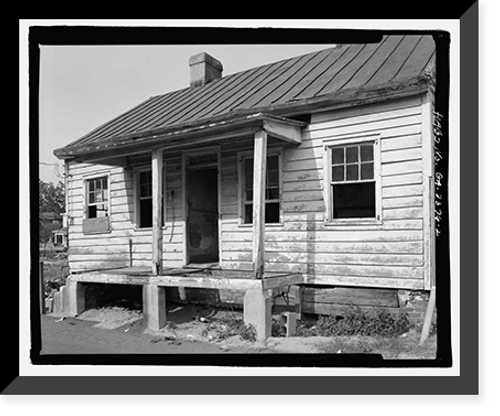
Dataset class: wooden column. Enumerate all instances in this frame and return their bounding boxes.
[152,149,163,276]
[252,129,267,279]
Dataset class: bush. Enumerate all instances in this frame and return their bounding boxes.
[216,318,257,342]
[299,304,410,337]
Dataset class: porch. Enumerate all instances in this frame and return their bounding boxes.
[65,265,305,341]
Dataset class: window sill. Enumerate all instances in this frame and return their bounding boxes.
[237,222,285,228]
[323,218,383,227]
[133,225,168,232]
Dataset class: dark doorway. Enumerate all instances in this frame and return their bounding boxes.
[186,167,219,264]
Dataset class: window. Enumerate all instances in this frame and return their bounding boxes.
[241,154,281,224]
[138,170,153,228]
[328,141,378,220]
[136,169,164,228]
[86,176,108,218]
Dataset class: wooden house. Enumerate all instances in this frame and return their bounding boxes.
[54,35,437,340]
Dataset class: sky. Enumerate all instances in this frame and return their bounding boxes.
[39,43,335,184]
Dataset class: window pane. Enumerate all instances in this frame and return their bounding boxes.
[95,179,102,190]
[103,189,108,202]
[346,164,359,181]
[346,146,358,163]
[332,182,376,219]
[332,148,344,165]
[244,158,253,174]
[88,205,97,218]
[267,170,279,188]
[245,172,253,190]
[332,166,344,182]
[361,145,374,161]
[267,155,278,170]
[102,178,108,190]
[266,188,279,200]
[361,162,374,180]
[88,192,95,204]
[140,199,153,228]
[244,204,253,224]
[246,190,253,201]
[265,203,280,223]
[95,191,103,203]
[89,180,94,192]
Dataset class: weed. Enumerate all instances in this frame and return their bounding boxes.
[215,318,257,342]
[298,304,411,337]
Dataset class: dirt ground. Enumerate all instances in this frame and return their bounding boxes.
[39,257,437,358]
[40,304,437,357]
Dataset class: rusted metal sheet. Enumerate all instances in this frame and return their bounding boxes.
[55,35,435,159]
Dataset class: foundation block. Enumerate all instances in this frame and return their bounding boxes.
[243,289,271,342]
[143,284,167,331]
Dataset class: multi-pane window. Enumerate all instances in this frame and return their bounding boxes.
[330,142,376,219]
[86,176,108,218]
[136,170,164,228]
[138,170,153,228]
[242,154,280,224]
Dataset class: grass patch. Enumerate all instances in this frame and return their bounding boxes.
[211,317,257,342]
[315,332,437,359]
[295,304,411,338]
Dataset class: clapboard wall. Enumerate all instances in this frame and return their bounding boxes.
[65,151,185,272]
[218,93,433,290]
[65,92,433,291]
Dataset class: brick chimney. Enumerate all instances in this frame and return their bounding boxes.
[189,52,223,88]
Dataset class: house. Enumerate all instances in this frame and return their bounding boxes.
[54,35,437,340]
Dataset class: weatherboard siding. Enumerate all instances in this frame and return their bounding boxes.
[65,94,430,290]
[66,153,185,272]
[218,94,429,289]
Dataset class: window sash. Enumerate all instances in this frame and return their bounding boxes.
[325,138,380,222]
[86,177,109,218]
[241,153,281,224]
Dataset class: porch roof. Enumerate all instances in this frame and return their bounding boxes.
[54,112,306,161]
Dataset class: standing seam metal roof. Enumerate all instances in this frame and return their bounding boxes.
[55,35,435,156]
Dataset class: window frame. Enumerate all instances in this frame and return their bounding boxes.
[134,165,166,230]
[83,174,110,220]
[323,135,382,225]
[237,148,283,226]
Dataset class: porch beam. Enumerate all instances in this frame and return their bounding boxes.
[151,148,163,276]
[262,118,302,145]
[252,128,267,279]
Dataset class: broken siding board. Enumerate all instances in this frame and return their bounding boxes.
[222,229,423,242]
[381,147,422,164]
[382,160,423,176]
[302,287,399,308]
[221,241,424,254]
[383,207,424,220]
[309,104,421,133]
[303,302,400,316]
[311,94,422,124]
[382,196,424,209]
[381,172,423,187]
[382,184,424,198]
[221,251,423,267]
[381,134,422,151]
[309,115,422,141]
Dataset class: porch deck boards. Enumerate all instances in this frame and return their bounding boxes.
[68,266,304,291]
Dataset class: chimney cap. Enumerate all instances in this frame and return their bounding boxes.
[189,52,223,71]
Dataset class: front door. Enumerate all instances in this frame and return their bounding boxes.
[186,167,219,264]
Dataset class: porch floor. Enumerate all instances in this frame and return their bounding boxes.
[69,265,304,291]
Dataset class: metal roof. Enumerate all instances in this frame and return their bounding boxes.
[54,35,435,159]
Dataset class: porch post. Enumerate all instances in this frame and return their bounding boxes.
[152,148,163,276]
[253,128,267,279]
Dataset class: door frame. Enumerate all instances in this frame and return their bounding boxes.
[181,146,221,266]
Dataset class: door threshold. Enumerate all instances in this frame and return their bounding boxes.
[184,263,221,270]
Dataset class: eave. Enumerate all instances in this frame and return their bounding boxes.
[54,113,306,162]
